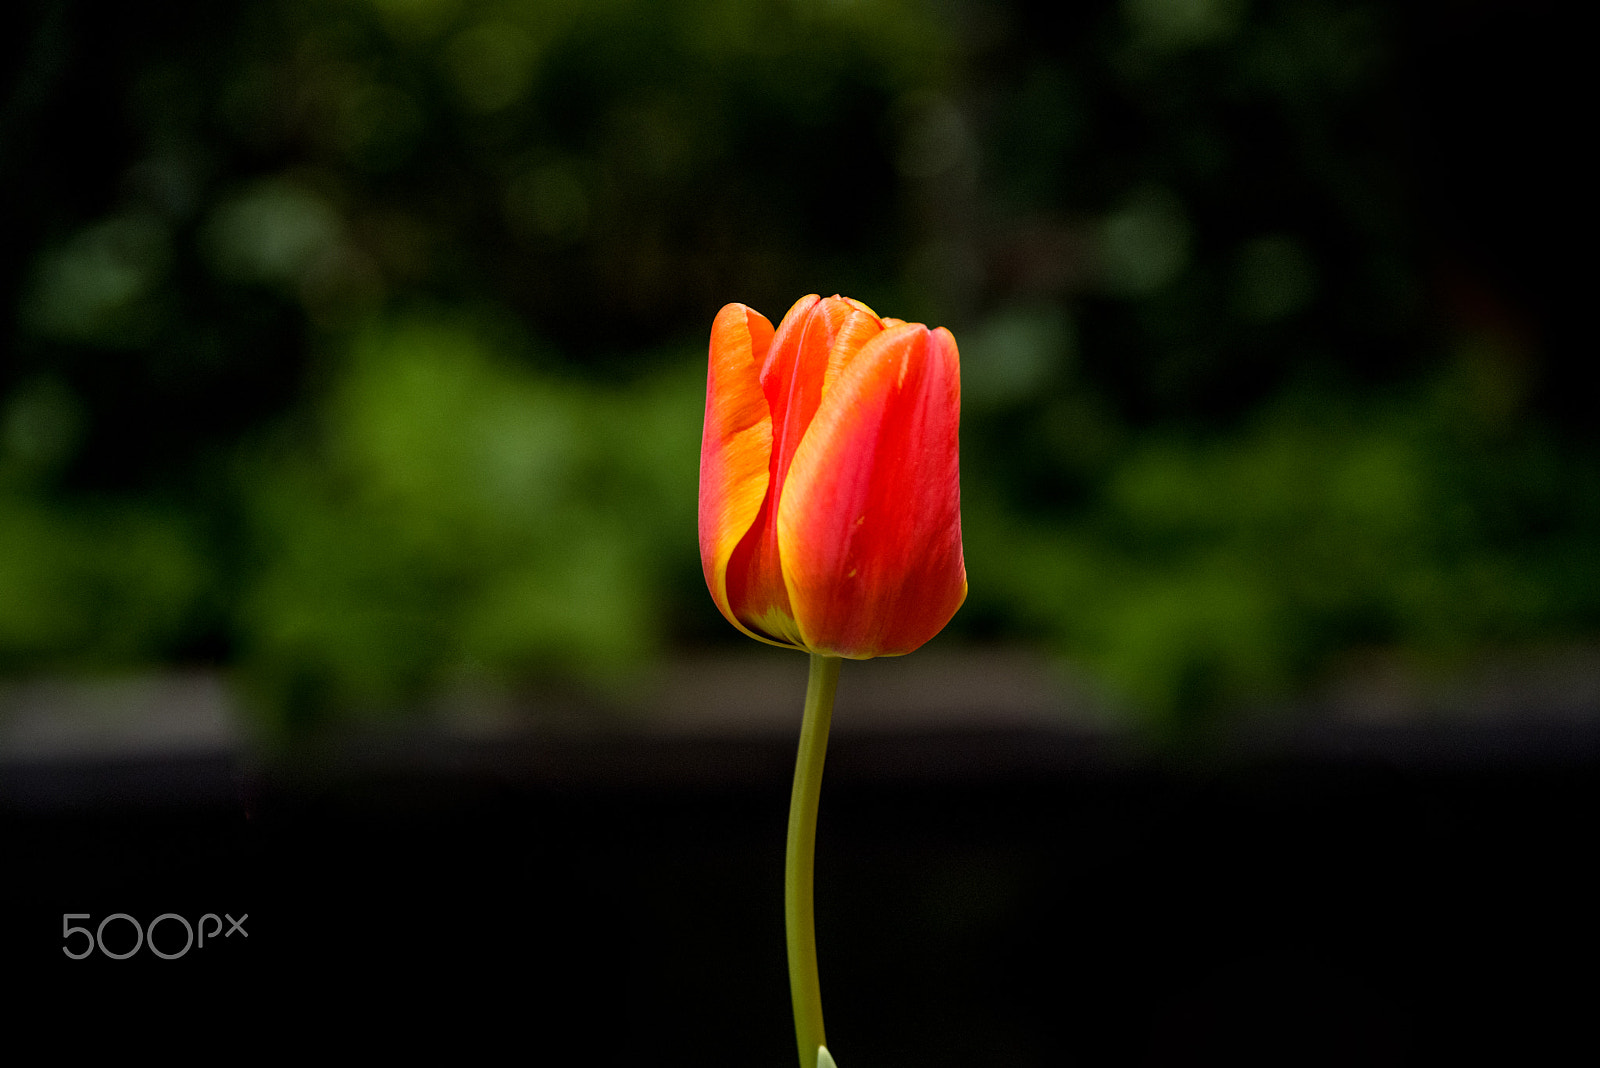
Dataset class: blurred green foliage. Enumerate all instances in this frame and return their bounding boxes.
[964,370,1599,723]
[2,0,1588,732]
[232,317,704,726]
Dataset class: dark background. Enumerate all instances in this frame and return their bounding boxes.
[6,717,1593,1062]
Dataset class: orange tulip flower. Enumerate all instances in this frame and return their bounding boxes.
[699,293,967,659]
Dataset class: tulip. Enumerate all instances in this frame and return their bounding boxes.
[699,293,967,659]
[699,293,966,1068]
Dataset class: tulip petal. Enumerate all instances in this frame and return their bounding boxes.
[760,295,880,477]
[699,302,778,644]
[724,295,884,647]
[778,323,967,658]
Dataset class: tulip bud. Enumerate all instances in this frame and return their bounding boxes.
[699,294,966,658]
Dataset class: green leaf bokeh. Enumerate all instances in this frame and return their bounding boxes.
[3,0,1587,732]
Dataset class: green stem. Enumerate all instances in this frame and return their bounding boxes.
[787,653,841,1068]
